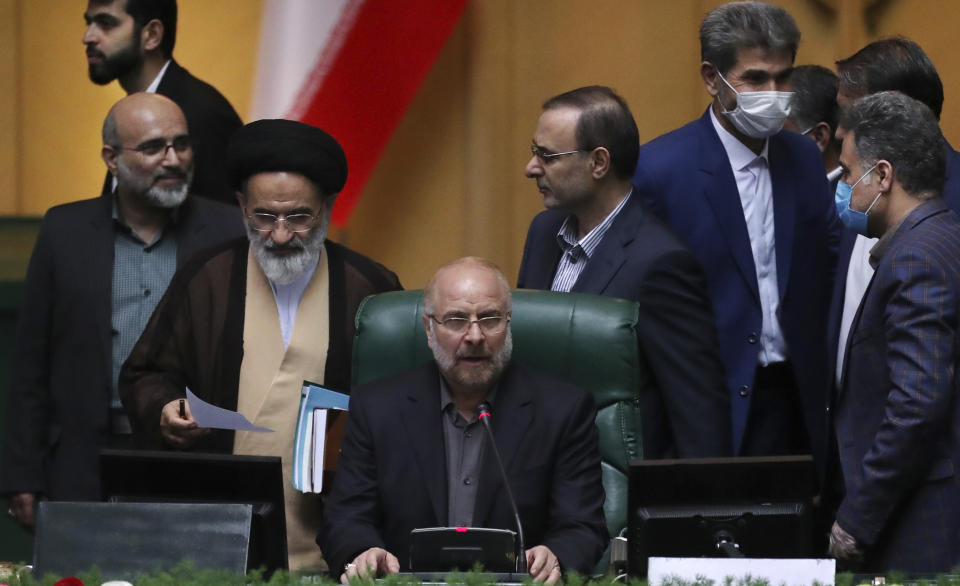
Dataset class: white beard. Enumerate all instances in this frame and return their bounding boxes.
[246,214,328,285]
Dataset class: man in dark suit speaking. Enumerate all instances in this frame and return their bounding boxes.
[320,257,608,583]
[828,92,960,572]
[517,85,731,460]
[83,0,243,203]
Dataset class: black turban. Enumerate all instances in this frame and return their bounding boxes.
[226,119,348,195]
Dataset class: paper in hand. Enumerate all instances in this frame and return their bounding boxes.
[185,388,273,432]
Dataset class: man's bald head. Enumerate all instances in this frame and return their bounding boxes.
[101,92,193,209]
[102,92,186,147]
[423,257,512,316]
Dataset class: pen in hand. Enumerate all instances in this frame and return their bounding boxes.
[179,398,186,419]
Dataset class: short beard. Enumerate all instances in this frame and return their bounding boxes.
[116,157,192,209]
[431,324,513,394]
[247,214,328,285]
[88,36,142,85]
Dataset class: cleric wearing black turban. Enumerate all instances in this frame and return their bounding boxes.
[119,119,401,572]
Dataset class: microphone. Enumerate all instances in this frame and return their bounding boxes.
[476,402,527,573]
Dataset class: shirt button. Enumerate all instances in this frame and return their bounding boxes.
[144,289,151,297]
[747,332,758,344]
[463,477,472,486]
[739,385,750,397]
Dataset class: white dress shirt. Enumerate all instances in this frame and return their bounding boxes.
[835,234,878,385]
[711,108,787,365]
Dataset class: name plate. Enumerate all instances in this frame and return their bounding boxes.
[648,557,835,586]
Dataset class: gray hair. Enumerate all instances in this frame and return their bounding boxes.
[700,1,800,74]
[839,91,945,199]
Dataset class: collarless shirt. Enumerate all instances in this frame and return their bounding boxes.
[268,255,319,349]
[551,188,632,292]
[439,377,499,527]
[110,199,178,407]
[710,107,787,365]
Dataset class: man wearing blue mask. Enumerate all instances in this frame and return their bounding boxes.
[826,42,960,514]
[634,1,841,475]
[828,91,960,573]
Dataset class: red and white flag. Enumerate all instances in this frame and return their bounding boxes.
[251,0,469,226]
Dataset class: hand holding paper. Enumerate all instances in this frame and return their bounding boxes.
[185,388,274,432]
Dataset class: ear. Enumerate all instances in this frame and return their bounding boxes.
[810,122,832,154]
[235,190,246,210]
[589,147,612,180]
[141,19,164,52]
[422,313,435,349]
[875,160,894,192]
[102,145,119,176]
[700,61,721,98]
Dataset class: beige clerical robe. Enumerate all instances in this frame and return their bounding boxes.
[234,247,329,571]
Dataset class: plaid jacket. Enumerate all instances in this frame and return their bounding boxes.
[835,197,960,572]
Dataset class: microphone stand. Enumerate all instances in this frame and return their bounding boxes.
[476,402,527,573]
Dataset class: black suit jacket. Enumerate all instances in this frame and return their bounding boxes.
[516,193,732,459]
[0,194,243,500]
[101,60,243,205]
[319,362,609,575]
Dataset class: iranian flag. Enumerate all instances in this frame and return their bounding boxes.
[251,0,469,226]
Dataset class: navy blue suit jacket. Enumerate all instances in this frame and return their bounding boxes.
[633,108,841,464]
[318,362,609,575]
[517,192,732,459]
[834,198,960,572]
[825,141,960,486]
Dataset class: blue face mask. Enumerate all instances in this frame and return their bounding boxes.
[835,163,881,236]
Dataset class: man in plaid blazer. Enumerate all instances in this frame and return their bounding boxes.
[830,91,960,572]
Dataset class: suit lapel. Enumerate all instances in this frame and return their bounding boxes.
[399,364,448,525]
[91,195,117,393]
[473,365,534,526]
[768,135,796,299]
[570,195,637,295]
[525,214,565,289]
[696,113,761,303]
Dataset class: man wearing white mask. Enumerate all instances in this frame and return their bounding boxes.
[633,1,841,476]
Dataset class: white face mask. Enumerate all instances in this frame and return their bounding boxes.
[716,70,793,139]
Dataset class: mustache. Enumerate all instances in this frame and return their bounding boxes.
[155,170,187,181]
[263,239,305,252]
[86,47,104,59]
[457,351,491,360]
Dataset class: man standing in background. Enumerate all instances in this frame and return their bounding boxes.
[83,0,243,204]
[634,1,841,471]
[829,91,960,573]
[784,65,842,188]
[0,93,242,530]
[518,85,732,460]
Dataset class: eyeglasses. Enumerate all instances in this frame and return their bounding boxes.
[119,136,192,157]
[530,144,584,163]
[429,314,510,335]
[246,212,319,233]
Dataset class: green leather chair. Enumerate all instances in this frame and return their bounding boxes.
[351,289,645,563]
